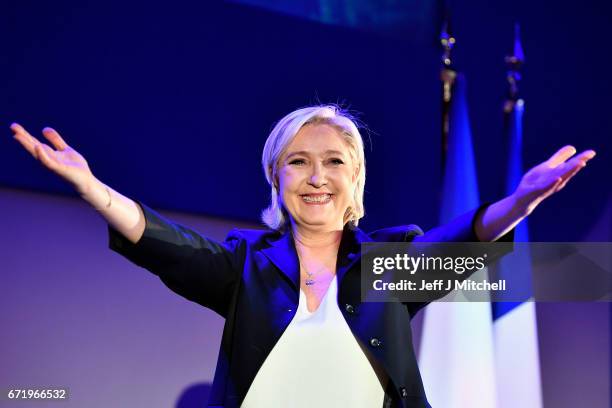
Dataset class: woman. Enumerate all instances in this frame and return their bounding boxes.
[11,105,595,407]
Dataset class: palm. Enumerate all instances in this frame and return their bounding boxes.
[11,123,94,195]
[514,145,596,214]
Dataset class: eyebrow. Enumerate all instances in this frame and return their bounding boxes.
[285,150,346,160]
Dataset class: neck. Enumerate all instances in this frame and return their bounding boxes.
[290,223,343,251]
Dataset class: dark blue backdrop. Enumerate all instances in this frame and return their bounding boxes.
[2,0,610,241]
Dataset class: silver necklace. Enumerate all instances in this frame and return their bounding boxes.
[305,271,316,286]
[299,258,335,286]
[294,236,340,287]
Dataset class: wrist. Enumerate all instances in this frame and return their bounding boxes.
[509,192,532,218]
[80,177,111,210]
[77,174,97,198]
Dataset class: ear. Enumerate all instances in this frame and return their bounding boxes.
[352,164,360,183]
[269,165,278,189]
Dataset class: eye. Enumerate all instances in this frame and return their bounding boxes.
[288,158,306,166]
[329,158,345,165]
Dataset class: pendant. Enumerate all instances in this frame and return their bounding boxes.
[305,278,316,286]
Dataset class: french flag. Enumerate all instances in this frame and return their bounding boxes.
[418,73,498,407]
[418,68,543,407]
[492,96,543,408]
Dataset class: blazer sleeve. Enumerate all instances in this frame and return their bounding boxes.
[404,202,515,318]
[413,202,514,244]
[107,201,245,318]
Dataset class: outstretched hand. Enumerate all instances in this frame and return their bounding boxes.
[513,145,596,215]
[11,123,95,196]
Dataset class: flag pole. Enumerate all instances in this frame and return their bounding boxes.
[440,17,456,171]
[420,13,499,408]
[504,23,524,113]
[493,23,544,408]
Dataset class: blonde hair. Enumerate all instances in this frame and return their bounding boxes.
[261,105,366,231]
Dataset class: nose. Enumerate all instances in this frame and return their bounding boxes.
[307,162,327,188]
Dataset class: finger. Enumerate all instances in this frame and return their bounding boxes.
[556,151,592,178]
[42,127,69,151]
[539,175,564,196]
[547,145,576,167]
[35,143,61,171]
[557,158,590,191]
[11,123,39,157]
[10,123,41,146]
[574,149,596,164]
[535,176,564,201]
[555,165,584,192]
[547,177,564,195]
[12,129,37,157]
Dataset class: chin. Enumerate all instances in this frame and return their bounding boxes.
[300,217,342,230]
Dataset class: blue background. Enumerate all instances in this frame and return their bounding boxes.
[2,0,610,240]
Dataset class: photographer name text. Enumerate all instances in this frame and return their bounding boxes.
[373,279,506,292]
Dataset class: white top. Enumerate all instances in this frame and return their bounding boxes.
[241,275,386,407]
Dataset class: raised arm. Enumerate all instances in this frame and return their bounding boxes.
[474,145,596,241]
[11,123,244,316]
[11,123,145,243]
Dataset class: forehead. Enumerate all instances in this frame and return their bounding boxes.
[285,123,351,155]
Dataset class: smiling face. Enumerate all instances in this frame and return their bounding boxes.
[276,123,358,233]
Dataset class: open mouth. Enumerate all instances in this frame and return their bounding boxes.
[300,193,333,204]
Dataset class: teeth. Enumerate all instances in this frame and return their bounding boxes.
[302,194,331,203]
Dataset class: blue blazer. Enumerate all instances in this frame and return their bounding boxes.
[108,202,513,408]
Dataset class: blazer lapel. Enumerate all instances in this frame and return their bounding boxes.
[260,224,374,292]
[261,230,300,291]
[337,225,373,284]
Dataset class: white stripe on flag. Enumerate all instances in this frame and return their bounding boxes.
[419,269,498,408]
[494,302,543,408]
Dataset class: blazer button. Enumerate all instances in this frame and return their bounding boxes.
[399,387,408,398]
[369,337,382,347]
[345,304,355,314]
[347,252,357,260]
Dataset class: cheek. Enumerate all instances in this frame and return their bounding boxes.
[279,167,295,184]
[336,170,356,190]
[277,169,291,191]
[278,171,300,202]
